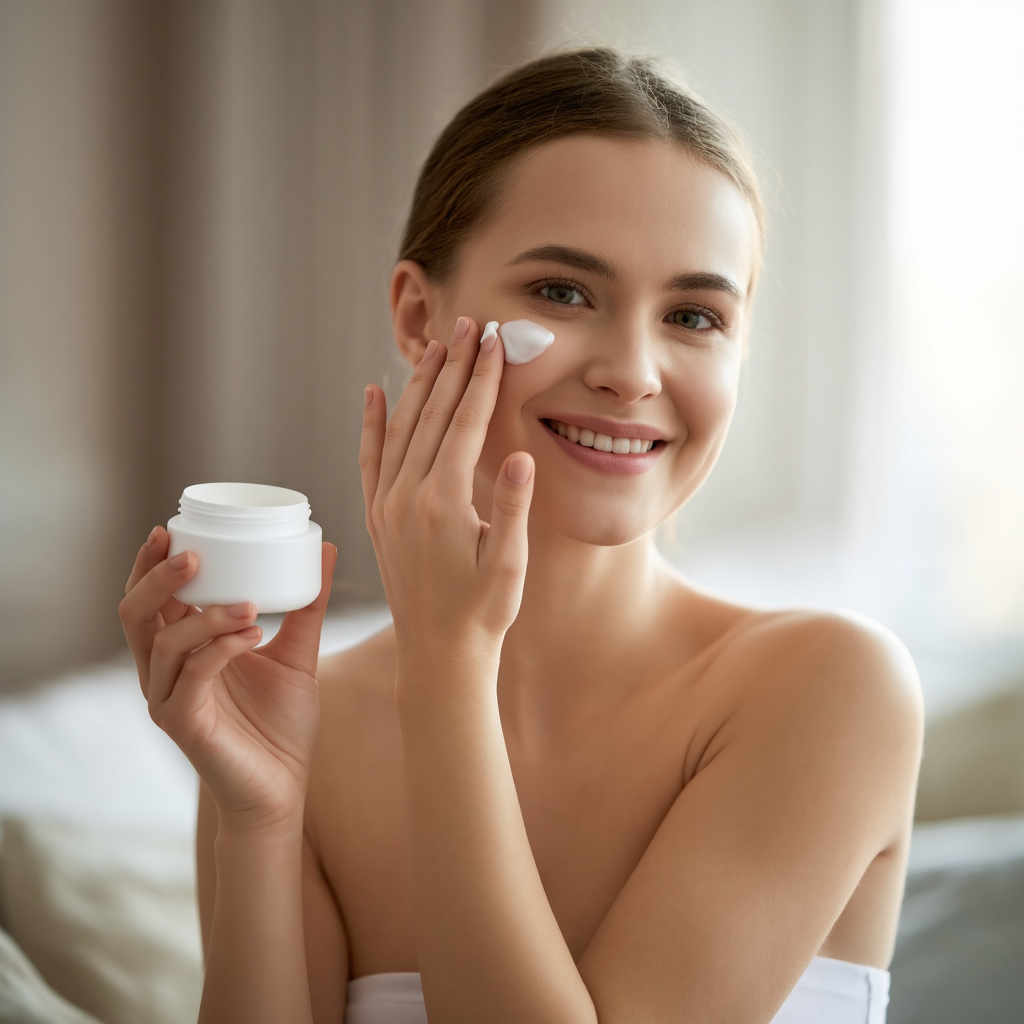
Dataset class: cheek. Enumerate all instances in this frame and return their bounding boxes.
[673,351,741,444]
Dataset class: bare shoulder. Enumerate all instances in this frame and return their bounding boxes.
[316,623,398,717]
[710,606,923,728]
[694,607,924,842]
[307,623,400,823]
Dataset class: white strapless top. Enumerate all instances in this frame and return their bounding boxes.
[346,955,890,1023]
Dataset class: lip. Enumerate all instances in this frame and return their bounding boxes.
[538,413,667,442]
[539,420,664,476]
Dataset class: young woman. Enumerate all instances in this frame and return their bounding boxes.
[120,48,922,1024]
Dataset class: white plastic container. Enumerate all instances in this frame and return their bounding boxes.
[167,482,323,612]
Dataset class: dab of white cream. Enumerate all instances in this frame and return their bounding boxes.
[480,319,555,365]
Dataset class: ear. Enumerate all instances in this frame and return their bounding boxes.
[390,260,442,367]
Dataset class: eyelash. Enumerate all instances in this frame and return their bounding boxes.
[531,276,727,331]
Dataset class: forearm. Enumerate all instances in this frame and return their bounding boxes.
[398,649,596,1024]
[199,820,312,1024]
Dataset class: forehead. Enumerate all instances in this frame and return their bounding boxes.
[470,135,758,291]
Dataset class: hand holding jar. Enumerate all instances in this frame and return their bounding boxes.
[119,514,336,838]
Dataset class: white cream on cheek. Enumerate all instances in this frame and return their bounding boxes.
[480,319,555,365]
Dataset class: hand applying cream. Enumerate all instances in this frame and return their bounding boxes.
[480,319,554,365]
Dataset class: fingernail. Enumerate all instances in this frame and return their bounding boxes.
[226,602,254,619]
[453,317,470,341]
[506,454,532,484]
[145,526,160,549]
[480,320,499,354]
[168,552,190,571]
[238,625,261,640]
[420,339,438,363]
[364,385,373,407]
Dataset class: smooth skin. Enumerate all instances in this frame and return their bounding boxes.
[122,137,922,1024]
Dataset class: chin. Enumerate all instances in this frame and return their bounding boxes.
[529,494,662,547]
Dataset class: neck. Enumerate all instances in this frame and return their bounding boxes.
[495,513,681,734]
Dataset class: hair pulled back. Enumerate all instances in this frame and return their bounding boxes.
[400,47,765,283]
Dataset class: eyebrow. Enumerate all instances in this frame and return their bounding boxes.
[506,245,745,302]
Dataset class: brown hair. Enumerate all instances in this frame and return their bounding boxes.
[400,47,765,284]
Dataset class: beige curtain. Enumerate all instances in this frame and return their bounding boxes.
[2,0,890,691]
[0,0,539,688]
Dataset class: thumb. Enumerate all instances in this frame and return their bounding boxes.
[265,542,337,674]
[482,452,534,579]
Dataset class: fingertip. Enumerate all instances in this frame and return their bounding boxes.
[238,625,261,641]
[363,384,384,416]
[480,322,499,355]
[168,550,193,572]
[506,452,534,485]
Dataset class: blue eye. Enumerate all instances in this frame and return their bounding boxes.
[669,309,713,330]
[540,284,585,305]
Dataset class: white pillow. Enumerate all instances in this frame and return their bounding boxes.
[0,819,201,1024]
[0,924,101,1024]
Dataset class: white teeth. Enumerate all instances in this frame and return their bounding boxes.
[547,420,657,455]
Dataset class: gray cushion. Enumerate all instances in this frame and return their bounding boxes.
[889,816,1024,1024]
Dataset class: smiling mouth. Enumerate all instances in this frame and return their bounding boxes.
[542,419,660,454]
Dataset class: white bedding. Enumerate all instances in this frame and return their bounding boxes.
[0,607,392,836]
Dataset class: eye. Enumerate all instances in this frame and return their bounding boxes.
[668,308,716,330]
[539,283,586,306]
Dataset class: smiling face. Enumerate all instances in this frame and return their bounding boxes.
[402,135,758,547]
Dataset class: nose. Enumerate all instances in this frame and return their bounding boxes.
[580,319,662,403]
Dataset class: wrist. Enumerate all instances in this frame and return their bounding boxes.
[395,657,501,727]
[394,623,503,672]
[215,805,306,847]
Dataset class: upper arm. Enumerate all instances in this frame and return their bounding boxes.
[578,612,923,1024]
[196,782,350,1023]
[303,827,350,1024]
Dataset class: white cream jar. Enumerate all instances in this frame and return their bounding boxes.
[167,482,323,612]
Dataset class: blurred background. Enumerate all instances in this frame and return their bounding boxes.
[0,3,1023,1023]
[2,0,1022,715]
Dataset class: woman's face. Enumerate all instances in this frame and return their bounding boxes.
[423,136,757,546]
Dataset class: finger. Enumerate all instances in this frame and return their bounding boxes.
[480,452,534,587]
[374,337,448,497]
[358,385,387,531]
[125,526,169,595]
[263,543,338,675]
[148,602,259,706]
[398,317,483,482]
[119,551,200,689]
[155,627,262,734]
[430,329,504,487]
[124,527,197,649]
